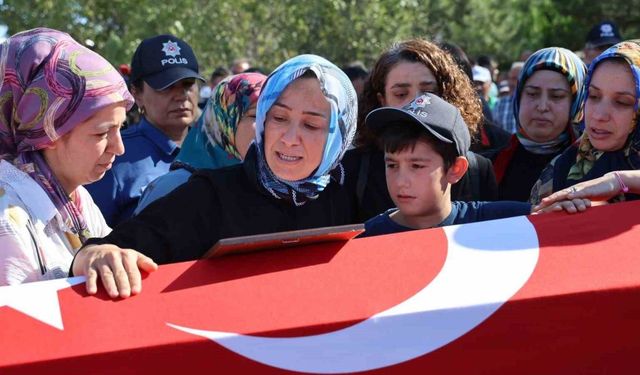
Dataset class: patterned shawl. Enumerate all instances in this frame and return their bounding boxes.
[513,47,587,154]
[567,40,640,180]
[0,28,133,245]
[529,40,640,204]
[173,72,265,171]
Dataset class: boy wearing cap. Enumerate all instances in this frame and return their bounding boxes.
[86,34,204,226]
[360,94,532,237]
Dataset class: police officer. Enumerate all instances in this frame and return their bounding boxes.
[583,21,623,65]
[87,34,204,226]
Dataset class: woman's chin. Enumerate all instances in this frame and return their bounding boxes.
[588,137,624,152]
[274,172,307,182]
[268,161,313,182]
[84,171,107,185]
[271,166,314,182]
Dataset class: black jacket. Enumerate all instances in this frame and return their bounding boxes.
[84,147,356,264]
[342,147,499,222]
[471,120,511,160]
[496,143,560,201]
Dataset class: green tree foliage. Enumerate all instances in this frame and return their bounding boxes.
[1,0,637,76]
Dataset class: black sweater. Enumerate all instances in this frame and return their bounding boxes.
[84,148,356,264]
[497,144,559,202]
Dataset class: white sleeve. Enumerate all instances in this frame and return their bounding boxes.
[0,214,41,286]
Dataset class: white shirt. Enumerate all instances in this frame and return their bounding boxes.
[0,160,111,285]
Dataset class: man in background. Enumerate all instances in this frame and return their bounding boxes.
[492,62,524,134]
[231,58,251,74]
[583,21,622,65]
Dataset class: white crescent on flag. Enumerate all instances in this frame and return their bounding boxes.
[168,215,540,373]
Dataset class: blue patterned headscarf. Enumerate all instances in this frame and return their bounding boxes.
[513,47,587,154]
[529,41,640,204]
[568,39,640,179]
[253,54,357,206]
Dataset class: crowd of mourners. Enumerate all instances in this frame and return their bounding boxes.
[1,20,639,298]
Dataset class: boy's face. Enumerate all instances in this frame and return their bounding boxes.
[384,140,450,219]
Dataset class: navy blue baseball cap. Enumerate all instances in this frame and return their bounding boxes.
[365,93,471,156]
[130,34,204,90]
[586,21,623,48]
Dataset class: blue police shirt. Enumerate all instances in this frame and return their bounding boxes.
[85,118,179,227]
[360,201,532,237]
[134,133,242,215]
[133,168,192,215]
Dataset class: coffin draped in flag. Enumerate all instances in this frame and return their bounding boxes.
[1,201,639,374]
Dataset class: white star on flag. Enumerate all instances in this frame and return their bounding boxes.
[0,276,85,330]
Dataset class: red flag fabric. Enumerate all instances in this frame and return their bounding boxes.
[1,201,639,374]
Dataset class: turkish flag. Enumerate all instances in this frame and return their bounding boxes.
[1,201,639,374]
